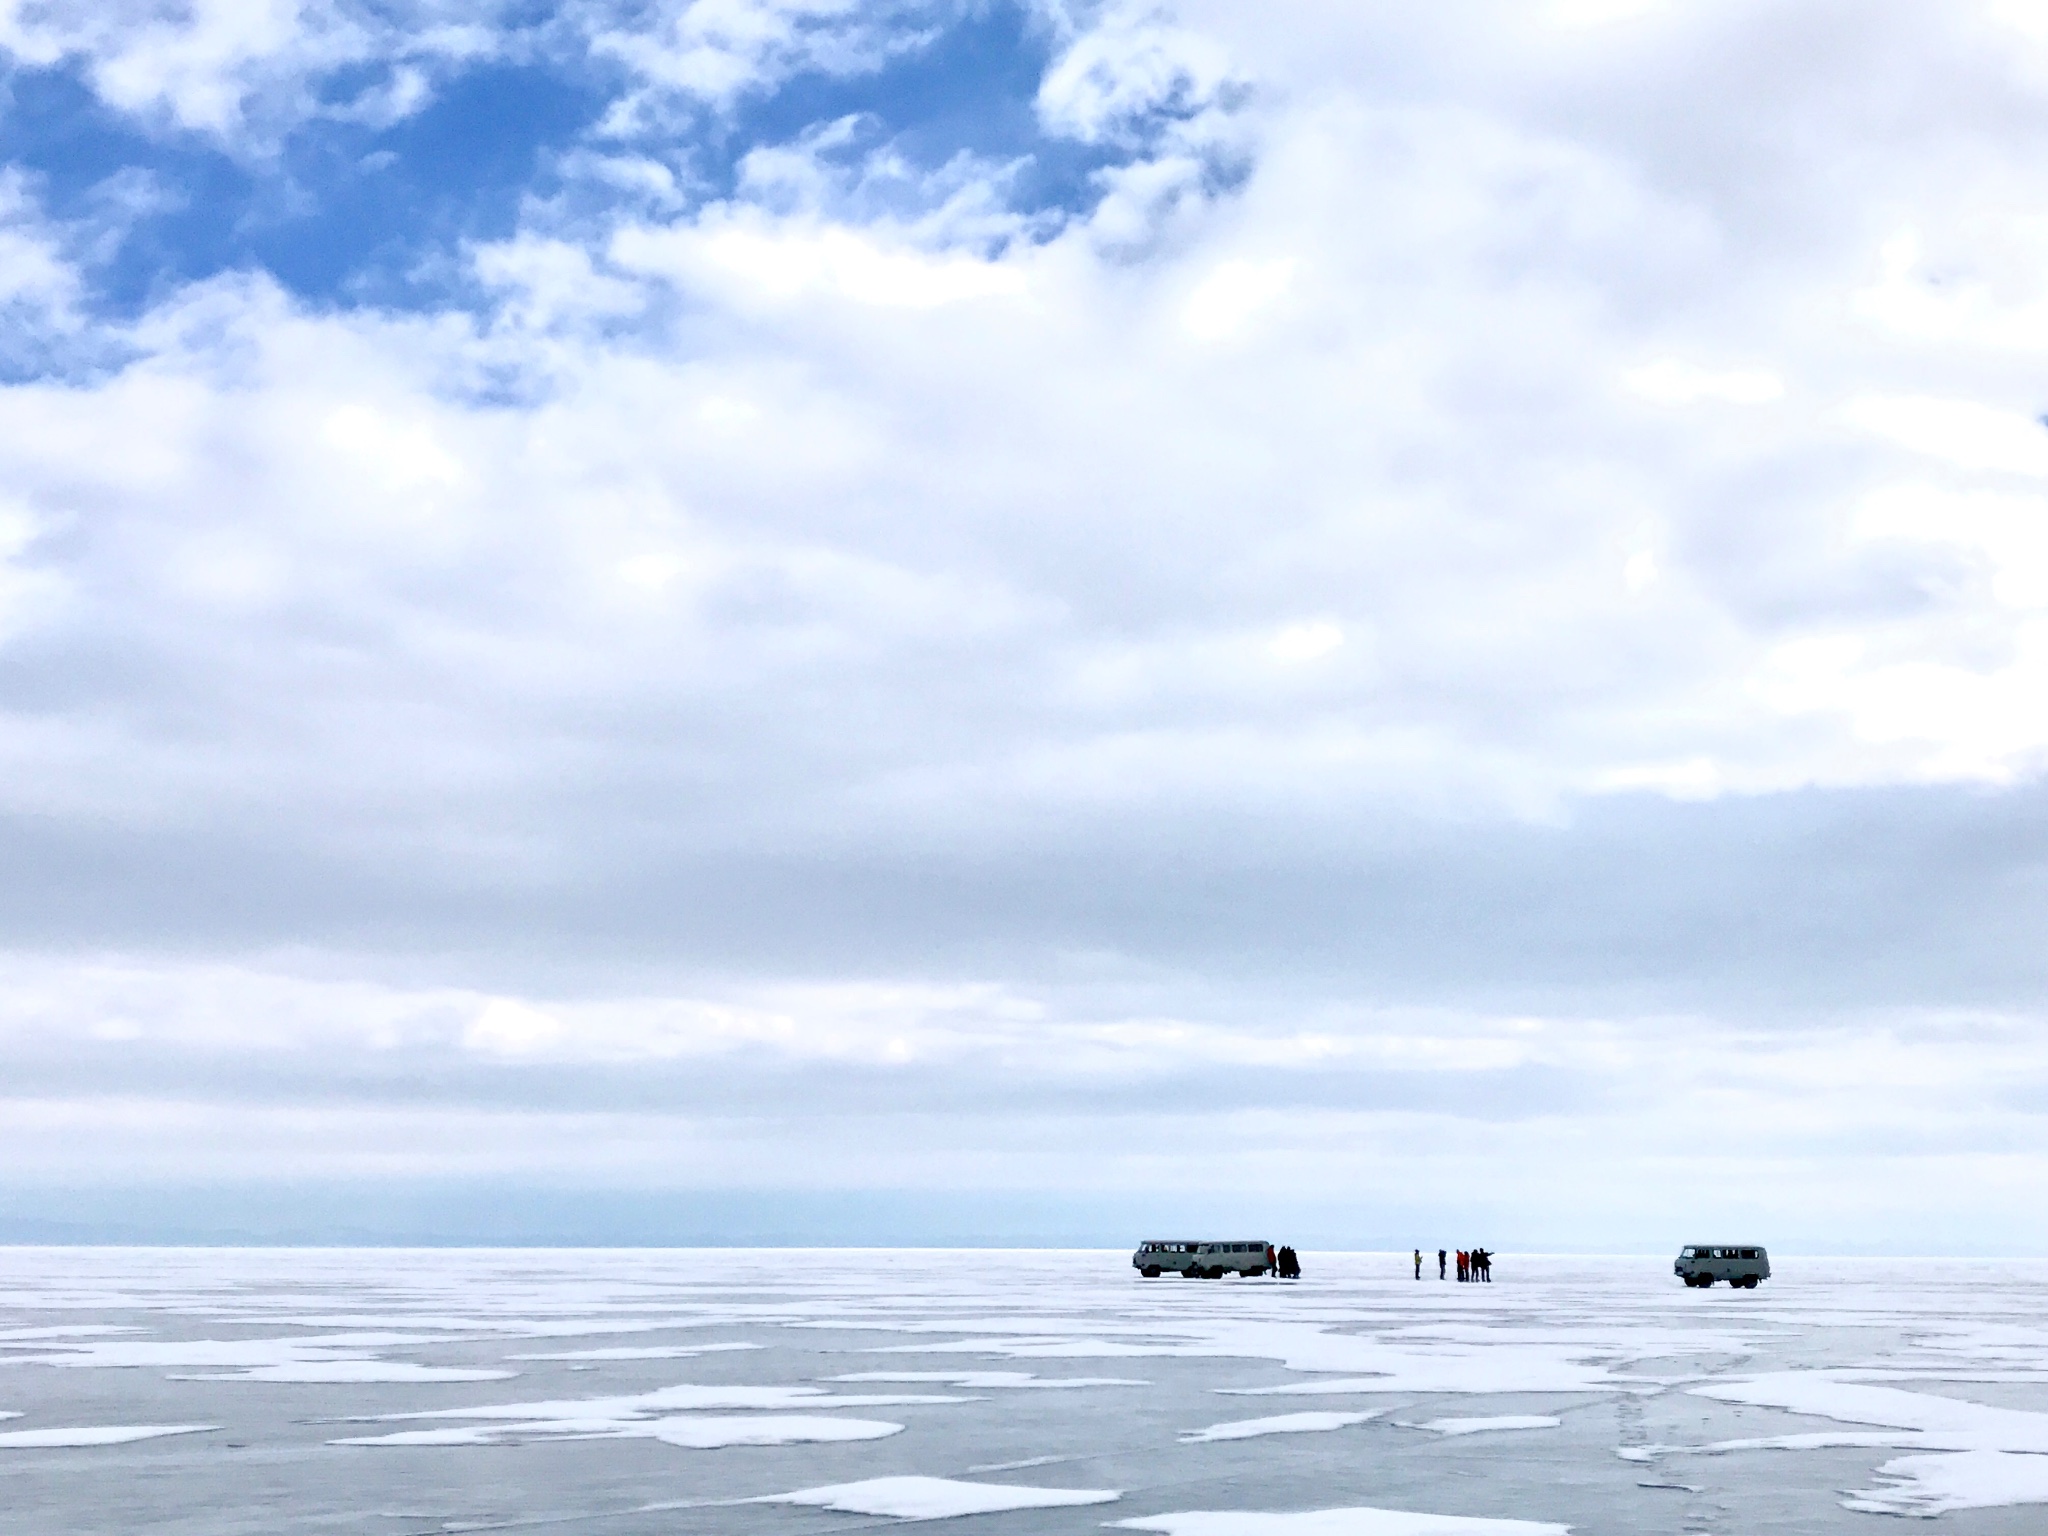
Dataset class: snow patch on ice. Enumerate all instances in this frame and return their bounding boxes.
[1617,1430,1919,1463]
[874,1331,1627,1394]
[1844,1449,2048,1515]
[1403,1417,1560,1437]
[509,1343,761,1361]
[759,1474,1120,1517]
[0,1424,217,1447]
[175,1362,514,1383]
[827,1371,1144,1389]
[6,1334,498,1384]
[0,1327,136,1344]
[1693,1373,2048,1450]
[330,1379,951,1448]
[1673,1371,2048,1511]
[1112,1507,1571,1535]
[334,1414,904,1449]
[1183,1412,1382,1443]
[648,1415,905,1448]
[362,1382,964,1422]
[273,1316,694,1338]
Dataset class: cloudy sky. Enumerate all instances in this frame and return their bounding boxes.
[4,0,2048,1248]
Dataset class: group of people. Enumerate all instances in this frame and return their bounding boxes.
[1413,1247,1494,1281]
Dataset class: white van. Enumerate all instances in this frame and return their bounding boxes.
[1674,1244,1770,1288]
[1133,1240,1274,1278]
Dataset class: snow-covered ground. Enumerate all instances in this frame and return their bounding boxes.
[1,1249,2047,1532]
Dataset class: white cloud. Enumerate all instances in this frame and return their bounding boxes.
[1545,0,1672,27]
[1622,359,1783,406]
[464,998,565,1055]
[584,0,942,135]
[1182,257,1295,340]
[1843,395,2048,479]
[0,0,503,140]
[1855,484,2048,608]
[617,215,1029,308]
[1036,2,1235,145]
[1267,620,1343,663]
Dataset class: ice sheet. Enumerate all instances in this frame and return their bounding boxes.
[10,1249,2048,1531]
[758,1475,1121,1518]
[1112,1507,1572,1535]
[0,1424,217,1447]
[1182,1412,1382,1443]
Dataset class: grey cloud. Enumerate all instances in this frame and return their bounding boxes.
[1,781,2045,1015]
[0,1028,1619,1121]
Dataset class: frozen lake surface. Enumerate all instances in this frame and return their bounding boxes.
[4,1250,2048,1534]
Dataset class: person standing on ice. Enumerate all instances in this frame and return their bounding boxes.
[1413,1249,1422,1279]
[1438,1248,1447,1279]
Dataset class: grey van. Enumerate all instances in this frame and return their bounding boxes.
[1675,1244,1770,1288]
[1133,1240,1273,1278]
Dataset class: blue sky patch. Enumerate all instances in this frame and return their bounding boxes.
[0,3,1196,323]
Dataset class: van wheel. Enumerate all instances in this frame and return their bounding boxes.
[1142,1266,1161,1278]
[1696,1276,1714,1288]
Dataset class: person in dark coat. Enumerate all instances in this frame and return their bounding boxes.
[1438,1248,1447,1279]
